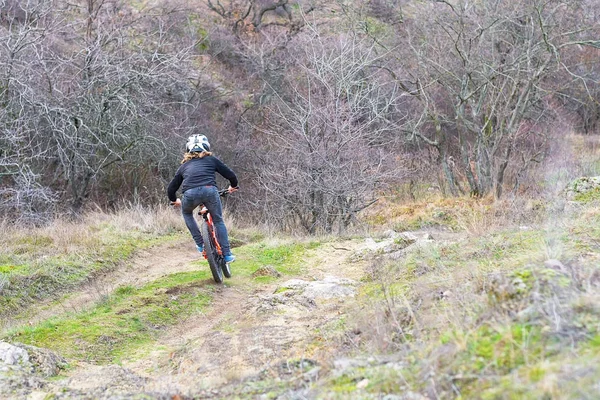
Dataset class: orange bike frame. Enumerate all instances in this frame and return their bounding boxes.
[200,206,223,256]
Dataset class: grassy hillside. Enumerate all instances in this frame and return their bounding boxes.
[2,173,600,398]
[0,206,185,324]
[304,196,600,398]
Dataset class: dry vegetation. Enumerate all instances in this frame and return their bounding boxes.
[1,0,600,398]
[277,195,597,398]
[1,0,599,234]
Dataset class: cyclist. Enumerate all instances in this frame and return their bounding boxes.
[167,134,238,263]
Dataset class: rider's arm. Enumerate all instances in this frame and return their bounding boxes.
[167,168,184,202]
[214,158,238,188]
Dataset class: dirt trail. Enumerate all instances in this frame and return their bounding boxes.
[71,239,368,397]
[2,240,200,332]
[122,241,366,394]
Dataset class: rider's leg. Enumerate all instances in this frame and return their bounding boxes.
[202,186,233,257]
[181,189,203,250]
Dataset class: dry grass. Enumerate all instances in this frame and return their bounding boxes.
[362,194,548,239]
[323,194,600,398]
[0,204,185,257]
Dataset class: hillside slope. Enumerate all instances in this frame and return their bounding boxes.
[2,194,600,399]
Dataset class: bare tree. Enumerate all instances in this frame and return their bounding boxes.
[0,0,58,222]
[0,0,219,219]
[245,29,405,233]
[397,0,600,198]
[206,0,319,35]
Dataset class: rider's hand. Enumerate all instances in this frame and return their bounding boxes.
[171,198,182,208]
[228,186,238,194]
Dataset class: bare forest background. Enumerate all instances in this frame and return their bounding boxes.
[1,0,599,233]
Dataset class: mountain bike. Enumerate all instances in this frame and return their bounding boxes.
[198,188,233,284]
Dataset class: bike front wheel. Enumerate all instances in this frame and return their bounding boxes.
[221,258,232,278]
[201,221,223,284]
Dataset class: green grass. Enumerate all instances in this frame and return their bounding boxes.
[3,270,213,364]
[2,238,323,365]
[452,324,547,376]
[0,226,183,320]
[224,240,322,283]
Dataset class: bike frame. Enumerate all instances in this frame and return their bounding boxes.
[198,206,222,257]
[172,187,234,283]
[196,188,230,259]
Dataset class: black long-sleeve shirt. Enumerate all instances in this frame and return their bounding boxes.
[167,156,238,202]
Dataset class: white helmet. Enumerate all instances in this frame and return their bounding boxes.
[186,134,210,153]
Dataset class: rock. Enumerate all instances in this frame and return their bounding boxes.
[382,229,398,239]
[356,378,369,389]
[252,265,282,278]
[333,357,371,371]
[544,259,568,274]
[255,276,356,314]
[565,176,600,201]
[361,231,434,259]
[0,342,30,367]
[14,343,67,377]
[0,343,68,399]
[0,363,48,398]
[365,237,385,251]
[280,276,357,300]
[28,391,50,400]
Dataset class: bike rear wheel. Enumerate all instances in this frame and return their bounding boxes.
[201,221,223,283]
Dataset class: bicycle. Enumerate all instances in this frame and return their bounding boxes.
[172,188,235,284]
[197,188,233,284]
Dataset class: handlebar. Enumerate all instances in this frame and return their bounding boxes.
[220,186,239,196]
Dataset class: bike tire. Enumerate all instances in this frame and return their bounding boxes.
[221,258,232,278]
[201,221,223,284]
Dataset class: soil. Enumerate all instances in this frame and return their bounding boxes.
[122,240,367,396]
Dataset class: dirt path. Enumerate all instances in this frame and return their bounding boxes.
[7,238,370,398]
[2,240,200,332]
[137,241,364,395]
[92,240,368,397]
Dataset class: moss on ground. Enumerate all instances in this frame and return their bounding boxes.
[3,270,212,364]
[222,240,321,283]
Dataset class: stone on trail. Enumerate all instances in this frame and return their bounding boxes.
[0,342,52,399]
[252,265,282,278]
[16,343,67,377]
[359,231,434,260]
[255,276,357,314]
[280,276,357,300]
[0,342,30,367]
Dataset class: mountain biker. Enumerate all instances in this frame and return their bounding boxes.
[167,134,238,263]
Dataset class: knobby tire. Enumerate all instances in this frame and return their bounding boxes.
[201,221,223,283]
[222,258,231,278]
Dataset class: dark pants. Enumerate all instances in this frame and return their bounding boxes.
[181,186,232,255]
